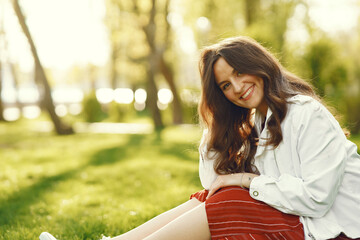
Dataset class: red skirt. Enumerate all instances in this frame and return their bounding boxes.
[190,187,355,240]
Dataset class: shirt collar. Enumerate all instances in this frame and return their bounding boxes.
[254,107,273,135]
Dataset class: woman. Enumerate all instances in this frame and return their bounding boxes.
[40,36,360,240]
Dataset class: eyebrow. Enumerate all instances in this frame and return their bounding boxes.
[217,68,238,87]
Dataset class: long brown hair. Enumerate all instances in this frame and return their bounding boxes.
[198,36,316,174]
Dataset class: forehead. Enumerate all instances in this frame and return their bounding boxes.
[213,57,234,84]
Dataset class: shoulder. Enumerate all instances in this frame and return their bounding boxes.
[286,94,323,116]
[287,94,319,107]
[285,95,343,134]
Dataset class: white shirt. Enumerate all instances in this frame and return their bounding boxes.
[198,95,360,240]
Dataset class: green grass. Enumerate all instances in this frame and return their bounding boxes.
[0,120,203,240]
[1,120,359,240]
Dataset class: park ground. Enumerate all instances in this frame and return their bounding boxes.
[1,120,359,240]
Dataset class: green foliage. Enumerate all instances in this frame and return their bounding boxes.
[298,36,360,133]
[350,134,360,151]
[82,91,107,122]
[302,37,342,96]
[107,102,136,122]
[0,120,202,240]
[245,0,300,52]
[182,102,199,124]
[344,95,360,134]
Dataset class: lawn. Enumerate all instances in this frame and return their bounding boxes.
[1,120,359,240]
[0,120,203,240]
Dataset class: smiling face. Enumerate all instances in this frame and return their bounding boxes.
[213,57,268,116]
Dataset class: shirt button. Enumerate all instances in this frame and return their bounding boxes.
[253,191,259,197]
[308,233,316,240]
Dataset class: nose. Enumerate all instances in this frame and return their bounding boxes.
[231,78,244,93]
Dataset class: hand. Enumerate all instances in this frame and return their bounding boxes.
[206,173,259,199]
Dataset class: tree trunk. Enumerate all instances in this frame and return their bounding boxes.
[9,63,22,109]
[147,56,163,129]
[137,0,164,128]
[0,60,5,121]
[159,0,183,124]
[105,0,122,90]
[12,0,73,134]
[110,43,118,89]
[0,10,5,121]
[244,0,260,26]
[159,56,182,124]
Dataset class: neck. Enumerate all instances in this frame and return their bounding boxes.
[257,103,268,117]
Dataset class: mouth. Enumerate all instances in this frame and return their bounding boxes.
[240,85,255,100]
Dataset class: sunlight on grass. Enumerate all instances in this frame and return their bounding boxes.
[1,120,359,240]
[0,121,202,240]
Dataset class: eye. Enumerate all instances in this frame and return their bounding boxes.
[222,82,230,90]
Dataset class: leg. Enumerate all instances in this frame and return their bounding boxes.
[111,198,204,240]
[144,202,210,240]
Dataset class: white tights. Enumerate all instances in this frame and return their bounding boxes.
[110,198,211,240]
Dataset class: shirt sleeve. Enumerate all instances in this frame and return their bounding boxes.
[198,129,219,190]
[249,100,347,217]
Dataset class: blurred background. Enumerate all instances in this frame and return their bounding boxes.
[1,0,360,134]
[1,1,360,239]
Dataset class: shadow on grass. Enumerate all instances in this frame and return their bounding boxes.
[149,129,199,161]
[89,134,147,166]
[0,135,147,226]
[0,168,79,226]
[158,143,198,162]
[90,147,127,166]
[0,133,199,226]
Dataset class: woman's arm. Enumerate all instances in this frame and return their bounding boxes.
[206,172,259,199]
[198,130,219,190]
[250,100,348,217]
[198,129,259,196]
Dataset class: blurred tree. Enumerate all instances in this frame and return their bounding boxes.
[88,64,97,91]
[344,94,360,134]
[298,32,360,133]
[302,36,349,98]
[132,0,164,128]
[244,0,301,52]
[106,0,183,127]
[342,31,360,134]
[82,91,107,122]
[187,0,242,43]
[9,63,22,110]
[303,37,337,96]
[158,0,183,124]
[0,6,5,121]
[244,0,260,26]
[186,0,301,53]
[0,60,4,121]
[105,0,122,89]
[0,26,22,113]
[12,0,73,134]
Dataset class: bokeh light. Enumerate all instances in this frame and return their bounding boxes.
[22,105,41,119]
[196,16,211,32]
[55,104,68,117]
[114,88,134,104]
[18,87,40,104]
[96,88,114,104]
[3,108,20,121]
[157,88,173,105]
[134,89,147,104]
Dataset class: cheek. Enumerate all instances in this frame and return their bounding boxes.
[223,92,233,100]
